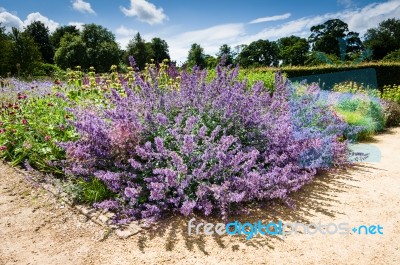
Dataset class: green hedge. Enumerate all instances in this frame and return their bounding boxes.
[253,62,400,91]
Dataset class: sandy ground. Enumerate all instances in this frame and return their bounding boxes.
[1,128,400,265]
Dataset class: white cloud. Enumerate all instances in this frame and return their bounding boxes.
[338,0,355,8]
[23,12,60,32]
[249,13,292,24]
[156,0,400,64]
[341,1,400,35]
[0,7,6,12]
[236,0,400,45]
[0,10,23,30]
[120,0,168,25]
[72,0,96,14]
[0,10,59,33]
[116,25,137,36]
[115,26,138,49]
[68,22,85,31]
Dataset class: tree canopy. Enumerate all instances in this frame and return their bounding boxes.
[277,36,309,66]
[364,18,400,60]
[309,19,362,58]
[25,21,54,64]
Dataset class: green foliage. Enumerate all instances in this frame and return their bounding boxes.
[235,39,279,68]
[36,63,62,77]
[238,69,277,91]
[125,34,170,69]
[54,34,88,70]
[187,43,206,69]
[277,36,309,66]
[205,55,218,69]
[150,37,170,63]
[125,32,151,70]
[334,97,385,140]
[82,24,120,73]
[304,51,341,66]
[55,24,119,72]
[382,84,400,104]
[0,25,14,76]
[10,28,43,76]
[0,94,77,173]
[335,109,376,140]
[309,19,363,57]
[71,178,115,204]
[50,25,80,49]
[332,81,380,97]
[382,49,400,62]
[216,44,234,66]
[25,21,54,64]
[364,18,400,60]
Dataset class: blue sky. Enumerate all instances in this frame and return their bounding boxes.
[1,0,399,63]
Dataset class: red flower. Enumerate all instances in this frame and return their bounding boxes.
[22,119,28,125]
[0,146,7,151]
[17,93,27,100]
[44,135,51,141]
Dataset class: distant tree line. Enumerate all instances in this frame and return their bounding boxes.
[0,18,400,76]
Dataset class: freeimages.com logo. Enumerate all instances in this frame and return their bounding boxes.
[188,218,384,240]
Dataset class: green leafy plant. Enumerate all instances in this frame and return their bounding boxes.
[0,94,77,173]
[334,97,385,140]
[64,177,115,204]
[382,84,400,104]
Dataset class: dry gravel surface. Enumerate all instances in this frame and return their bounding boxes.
[1,128,400,265]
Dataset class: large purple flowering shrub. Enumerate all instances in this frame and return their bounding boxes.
[62,63,355,223]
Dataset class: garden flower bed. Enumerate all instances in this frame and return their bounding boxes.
[1,60,396,224]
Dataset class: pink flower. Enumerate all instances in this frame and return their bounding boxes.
[0,146,7,151]
[22,119,28,125]
[44,135,51,141]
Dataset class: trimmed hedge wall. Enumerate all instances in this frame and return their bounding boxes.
[253,62,400,91]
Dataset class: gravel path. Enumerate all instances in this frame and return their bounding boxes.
[1,128,400,265]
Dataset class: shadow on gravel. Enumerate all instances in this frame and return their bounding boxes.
[134,164,384,254]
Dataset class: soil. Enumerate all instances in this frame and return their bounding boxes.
[1,128,400,265]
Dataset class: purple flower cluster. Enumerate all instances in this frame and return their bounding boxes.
[62,63,355,222]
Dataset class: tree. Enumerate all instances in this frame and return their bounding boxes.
[25,21,54,64]
[54,33,88,69]
[10,27,42,75]
[0,23,14,76]
[304,51,341,66]
[150,37,170,64]
[187,43,206,68]
[204,55,218,69]
[309,19,362,58]
[216,44,234,65]
[364,18,400,60]
[382,49,400,62]
[236,39,279,67]
[125,33,151,70]
[277,36,309,66]
[51,25,80,49]
[53,24,120,72]
[81,24,120,72]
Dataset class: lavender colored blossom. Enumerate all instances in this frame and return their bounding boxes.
[61,60,358,223]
